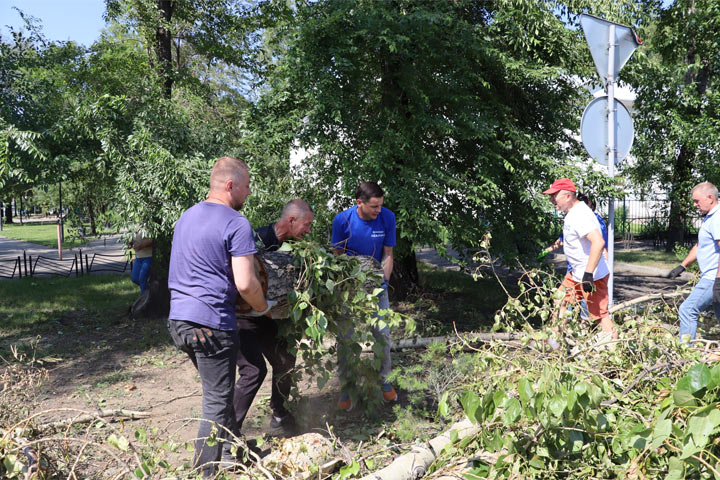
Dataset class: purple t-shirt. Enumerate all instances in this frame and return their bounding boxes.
[168,202,257,330]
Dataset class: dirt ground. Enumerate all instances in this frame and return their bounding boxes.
[29,250,693,475]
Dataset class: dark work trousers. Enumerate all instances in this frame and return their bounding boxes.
[167,320,239,477]
[234,317,296,430]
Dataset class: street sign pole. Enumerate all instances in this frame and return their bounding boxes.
[607,23,616,307]
[580,14,641,308]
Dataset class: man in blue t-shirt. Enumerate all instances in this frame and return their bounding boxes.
[666,182,720,341]
[167,156,275,476]
[331,181,397,411]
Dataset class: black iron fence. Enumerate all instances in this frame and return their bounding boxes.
[0,250,133,280]
[548,196,699,248]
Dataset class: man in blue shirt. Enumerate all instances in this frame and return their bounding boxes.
[331,181,397,411]
[666,182,720,341]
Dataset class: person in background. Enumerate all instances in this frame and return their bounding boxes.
[129,233,153,293]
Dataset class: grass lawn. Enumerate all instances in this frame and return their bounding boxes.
[0,274,167,361]
[614,249,679,270]
[0,222,100,248]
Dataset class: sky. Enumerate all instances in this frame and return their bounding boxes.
[0,0,106,46]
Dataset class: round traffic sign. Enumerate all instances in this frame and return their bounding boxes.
[580,96,634,165]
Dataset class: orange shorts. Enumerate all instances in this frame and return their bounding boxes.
[560,273,609,320]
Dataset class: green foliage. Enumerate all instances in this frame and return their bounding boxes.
[282,241,415,413]
[251,0,636,266]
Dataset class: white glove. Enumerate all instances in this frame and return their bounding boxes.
[245,299,278,317]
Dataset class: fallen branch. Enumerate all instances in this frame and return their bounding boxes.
[390,332,522,351]
[38,408,150,430]
[359,418,479,480]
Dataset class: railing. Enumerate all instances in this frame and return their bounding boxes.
[86,252,132,274]
[0,250,132,280]
[27,254,80,278]
[0,257,22,279]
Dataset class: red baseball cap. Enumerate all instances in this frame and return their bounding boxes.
[542,178,577,195]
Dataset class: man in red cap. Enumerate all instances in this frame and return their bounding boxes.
[542,178,617,348]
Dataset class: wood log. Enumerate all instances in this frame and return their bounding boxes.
[359,419,479,480]
[236,251,384,319]
[38,408,150,430]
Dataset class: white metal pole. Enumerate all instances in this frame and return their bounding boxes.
[607,24,616,307]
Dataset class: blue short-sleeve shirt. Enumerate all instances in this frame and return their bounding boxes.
[331,205,396,263]
[697,204,720,280]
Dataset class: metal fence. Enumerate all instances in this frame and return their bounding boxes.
[605,197,700,248]
[0,250,133,280]
[548,196,697,249]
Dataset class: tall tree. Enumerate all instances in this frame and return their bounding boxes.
[625,0,720,251]
[253,0,618,297]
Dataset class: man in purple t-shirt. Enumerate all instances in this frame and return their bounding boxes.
[167,156,275,476]
[331,181,397,411]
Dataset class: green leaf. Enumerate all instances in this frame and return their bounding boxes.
[503,398,522,424]
[107,433,130,451]
[461,391,482,423]
[666,456,684,480]
[677,363,711,394]
[651,418,672,449]
[339,460,360,479]
[437,391,450,418]
[518,378,534,406]
[548,395,565,417]
[673,389,697,407]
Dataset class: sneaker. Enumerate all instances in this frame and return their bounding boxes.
[381,382,397,403]
[268,413,297,437]
[337,392,353,411]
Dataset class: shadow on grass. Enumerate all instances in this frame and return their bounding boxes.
[0,275,173,391]
[395,264,519,337]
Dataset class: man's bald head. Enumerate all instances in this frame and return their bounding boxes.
[280,199,313,221]
[275,199,314,241]
[210,156,248,192]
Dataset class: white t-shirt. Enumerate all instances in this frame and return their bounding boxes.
[563,201,610,282]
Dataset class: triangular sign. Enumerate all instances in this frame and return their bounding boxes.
[580,14,641,83]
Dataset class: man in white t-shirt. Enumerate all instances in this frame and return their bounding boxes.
[543,178,618,344]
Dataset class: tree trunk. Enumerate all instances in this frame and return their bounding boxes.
[85,194,97,235]
[665,144,692,252]
[389,242,419,300]
[155,0,174,98]
[4,201,13,224]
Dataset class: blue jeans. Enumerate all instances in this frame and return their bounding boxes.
[131,256,152,292]
[678,277,720,340]
[167,320,239,477]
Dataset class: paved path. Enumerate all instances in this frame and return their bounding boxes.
[0,234,130,279]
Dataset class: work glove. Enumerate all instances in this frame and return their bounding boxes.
[246,299,278,317]
[537,249,549,261]
[667,264,685,279]
[581,272,595,293]
[714,278,720,305]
